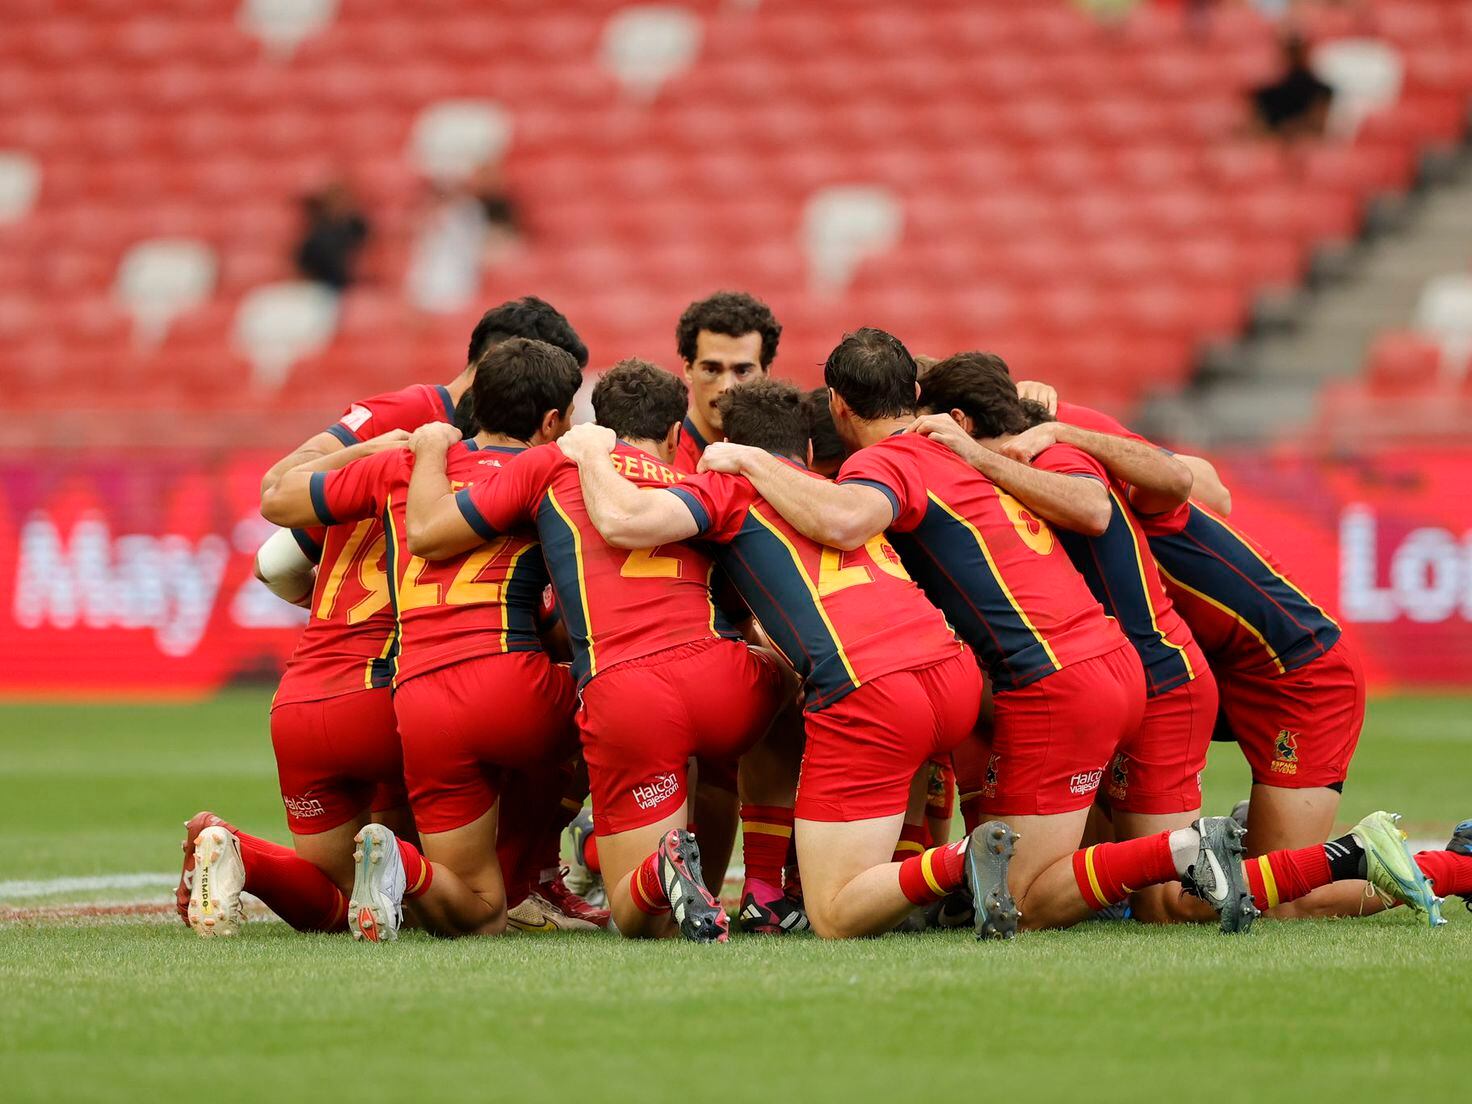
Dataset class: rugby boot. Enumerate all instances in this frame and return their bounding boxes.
[349,824,405,943]
[1448,819,1472,912]
[657,829,729,943]
[175,810,235,925]
[738,878,810,935]
[563,807,605,908]
[1354,811,1445,928]
[536,870,610,929]
[1181,816,1257,934]
[964,820,1021,940]
[187,825,246,938]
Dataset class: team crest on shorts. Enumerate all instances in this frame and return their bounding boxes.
[1107,753,1129,801]
[1272,729,1299,776]
[982,754,1000,799]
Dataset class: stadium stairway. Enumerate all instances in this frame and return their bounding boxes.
[1153,153,1472,445]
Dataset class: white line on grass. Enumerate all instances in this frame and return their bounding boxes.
[0,872,176,901]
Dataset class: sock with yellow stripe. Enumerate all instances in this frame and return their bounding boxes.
[1243,844,1335,911]
[1071,833,1178,910]
[741,804,794,888]
[629,851,669,915]
[396,839,433,900]
[891,822,929,864]
[898,840,967,906]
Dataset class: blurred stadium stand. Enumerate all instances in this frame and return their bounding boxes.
[2,0,1471,450]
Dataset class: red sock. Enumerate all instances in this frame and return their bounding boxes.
[898,840,967,905]
[629,851,669,914]
[582,830,600,875]
[891,822,929,864]
[236,831,347,933]
[1072,833,1177,910]
[1242,845,1334,911]
[1415,850,1472,897]
[396,838,433,899]
[741,804,793,887]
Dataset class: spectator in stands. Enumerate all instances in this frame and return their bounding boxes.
[1251,33,1333,139]
[293,181,370,291]
[404,160,523,315]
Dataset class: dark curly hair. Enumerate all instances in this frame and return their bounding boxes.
[823,328,918,421]
[467,296,588,369]
[918,352,1049,439]
[676,291,782,368]
[718,379,808,461]
[591,359,688,443]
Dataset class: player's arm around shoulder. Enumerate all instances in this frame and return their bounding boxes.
[559,424,700,549]
[702,442,889,551]
[405,422,480,560]
[260,430,409,528]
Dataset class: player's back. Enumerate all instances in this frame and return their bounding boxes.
[533,442,736,686]
[839,433,1123,691]
[675,464,964,711]
[380,443,547,685]
[276,382,456,706]
[1143,503,1340,677]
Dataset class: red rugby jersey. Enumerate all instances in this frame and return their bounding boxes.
[1031,443,1204,698]
[273,383,456,707]
[308,442,547,687]
[670,463,964,711]
[837,433,1123,691]
[458,440,737,687]
[672,414,713,475]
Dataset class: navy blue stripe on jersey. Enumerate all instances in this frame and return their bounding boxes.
[714,513,861,711]
[325,423,360,447]
[377,504,403,687]
[681,416,710,452]
[290,527,323,564]
[455,489,498,542]
[502,545,550,649]
[1056,490,1191,698]
[1147,506,1339,674]
[434,385,455,422]
[889,497,1060,691]
[533,491,595,686]
[668,486,712,533]
[308,472,338,526]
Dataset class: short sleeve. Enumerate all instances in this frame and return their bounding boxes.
[1058,401,1147,445]
[1032,442,1107,482]
[836,440,928,531]
[464,442,559,535]
[313,449,401,526]
[667,470,756,543]
[325,385,453,445]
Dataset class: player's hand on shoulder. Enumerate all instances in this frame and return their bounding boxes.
[362,428,412,453]
[698,442,757,474]
[1016,379,1058,416]
[556,423,617,463]
[906,413,980,460]
[997,422,1061,463]
[409,422,462,454]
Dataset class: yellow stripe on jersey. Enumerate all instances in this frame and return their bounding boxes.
[380,496,407,688]
[499,540,535,653]
[927,491,1061,672]
[1196,510,1340,631]
[1111,488,1194,681]
[1257,855,1280,909]
[547,489,597,679]
[706,563,718,638]
[1157,565,1287,674]
[315,519,373,620]
[748,506,860,691]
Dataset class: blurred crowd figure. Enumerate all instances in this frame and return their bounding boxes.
[294,181,370,291]
[1252,32,1334,138]
[405,161,524,315]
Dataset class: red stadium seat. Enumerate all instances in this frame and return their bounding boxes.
[1365,330,1443,394]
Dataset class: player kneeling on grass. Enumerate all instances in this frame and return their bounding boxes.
[405,360,787,943]
[261,338,604,940]
[557,379,995,939]
[697,330,1255,937]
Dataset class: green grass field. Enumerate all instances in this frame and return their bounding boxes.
[2,690,1469,1103]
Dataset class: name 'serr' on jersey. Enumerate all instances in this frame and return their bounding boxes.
[457,441,738,688]
[669,460,965,711]
[274,383,456,707]
[1030,440,1204,699]
[306,441,548,688]
[836,433,1125,692]
[1055,402,1341,679]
